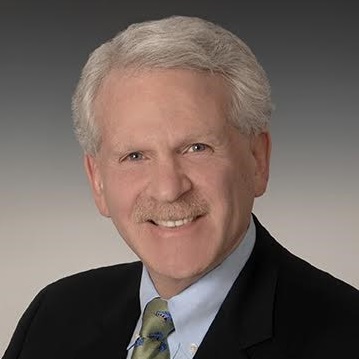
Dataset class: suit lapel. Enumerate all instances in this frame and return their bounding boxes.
[194,216,279,359]
[75,263,142,359]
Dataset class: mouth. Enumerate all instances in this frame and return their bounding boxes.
[149,216,197,228]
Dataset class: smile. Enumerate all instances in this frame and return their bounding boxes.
[151,217,195,228]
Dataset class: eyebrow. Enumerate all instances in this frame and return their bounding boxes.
[107,125,228,157]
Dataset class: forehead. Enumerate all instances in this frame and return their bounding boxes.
[94,68,232,143]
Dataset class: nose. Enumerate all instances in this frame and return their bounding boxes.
[146,157,192,203]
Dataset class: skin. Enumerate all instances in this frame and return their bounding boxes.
[85,68,271,298]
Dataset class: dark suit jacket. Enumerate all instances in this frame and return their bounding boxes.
[3,217,359,359]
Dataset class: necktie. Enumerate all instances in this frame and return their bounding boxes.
[131,298,175,359]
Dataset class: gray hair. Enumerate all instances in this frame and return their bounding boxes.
[72,16,272,155]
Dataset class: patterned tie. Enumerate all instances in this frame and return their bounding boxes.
[131,298,175,359]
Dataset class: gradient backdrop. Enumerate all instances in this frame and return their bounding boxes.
[1,1,358,354]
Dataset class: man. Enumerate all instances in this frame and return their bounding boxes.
[3,16,359,359]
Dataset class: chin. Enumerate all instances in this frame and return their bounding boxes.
[147,252,215,284]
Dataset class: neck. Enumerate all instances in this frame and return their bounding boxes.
[148,272,202,299]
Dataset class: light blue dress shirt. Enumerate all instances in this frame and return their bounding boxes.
[127,216,256,358]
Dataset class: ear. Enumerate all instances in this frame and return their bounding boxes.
[250,132,271,197]
[84,154,110,217]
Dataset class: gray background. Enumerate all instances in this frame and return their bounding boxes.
[1,0,358,355]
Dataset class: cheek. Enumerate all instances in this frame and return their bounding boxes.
[102,168,143,221]
[200,160,253,203]
[206,162,255,226]
[193,165,237,230]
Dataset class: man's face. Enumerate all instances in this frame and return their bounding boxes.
[85,69,270,294]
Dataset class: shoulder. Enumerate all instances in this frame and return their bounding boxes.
[31,261,142,318]
[269,232,359,313]
[276,242,359,316]
[255,217,359,344]
[43,261,142,301]
[47,261,142,290]
[254,215,358,304]
[276,245,359,353]
[2,262,142,358]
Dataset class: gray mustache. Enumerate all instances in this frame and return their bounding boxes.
[133,194,210,223]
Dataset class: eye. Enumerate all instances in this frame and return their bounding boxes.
[187,143,210,153]
[123,151,144,162]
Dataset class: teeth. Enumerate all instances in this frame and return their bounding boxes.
[154,217,194,228]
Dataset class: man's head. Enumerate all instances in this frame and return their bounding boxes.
[73,16,272,155]
[72,16,272,297]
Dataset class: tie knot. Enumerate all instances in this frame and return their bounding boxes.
[141,298,174,339]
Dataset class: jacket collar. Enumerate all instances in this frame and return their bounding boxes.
[194,216,279,358]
